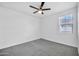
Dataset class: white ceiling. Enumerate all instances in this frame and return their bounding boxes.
[0,2,77,18]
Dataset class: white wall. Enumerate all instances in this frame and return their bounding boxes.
[0,3,78,49]
[0,6,40,49]
[41,7,78,47]
[77,3,79,54]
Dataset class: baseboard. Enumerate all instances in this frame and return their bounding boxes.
[41,37,77,48]
[0,37,40,49]
[0,36,77,49]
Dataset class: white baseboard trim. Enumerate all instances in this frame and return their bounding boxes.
[41,37,77,48]
[0,36,77,49]
[0,37,40,49]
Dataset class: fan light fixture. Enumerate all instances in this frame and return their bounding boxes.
[29,2,51,15]
[38,10,42,14]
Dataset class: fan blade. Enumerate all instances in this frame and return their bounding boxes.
[40,2,45,9]
[42,8,51,11]
[33,11,38,14]
[29,5,39,10]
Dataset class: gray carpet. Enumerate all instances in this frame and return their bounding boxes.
[0,39,78,56]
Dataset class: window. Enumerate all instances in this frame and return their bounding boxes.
[59,14,73,32]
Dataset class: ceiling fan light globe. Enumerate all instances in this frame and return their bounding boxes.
[38,11,42,14]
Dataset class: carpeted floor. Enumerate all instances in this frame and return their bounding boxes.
[0,39,78,56]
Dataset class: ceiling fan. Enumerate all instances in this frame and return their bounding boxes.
[29,2,51,15]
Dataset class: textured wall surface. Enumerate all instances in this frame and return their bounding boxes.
[0,6,40,49]
[41,7,78,47]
